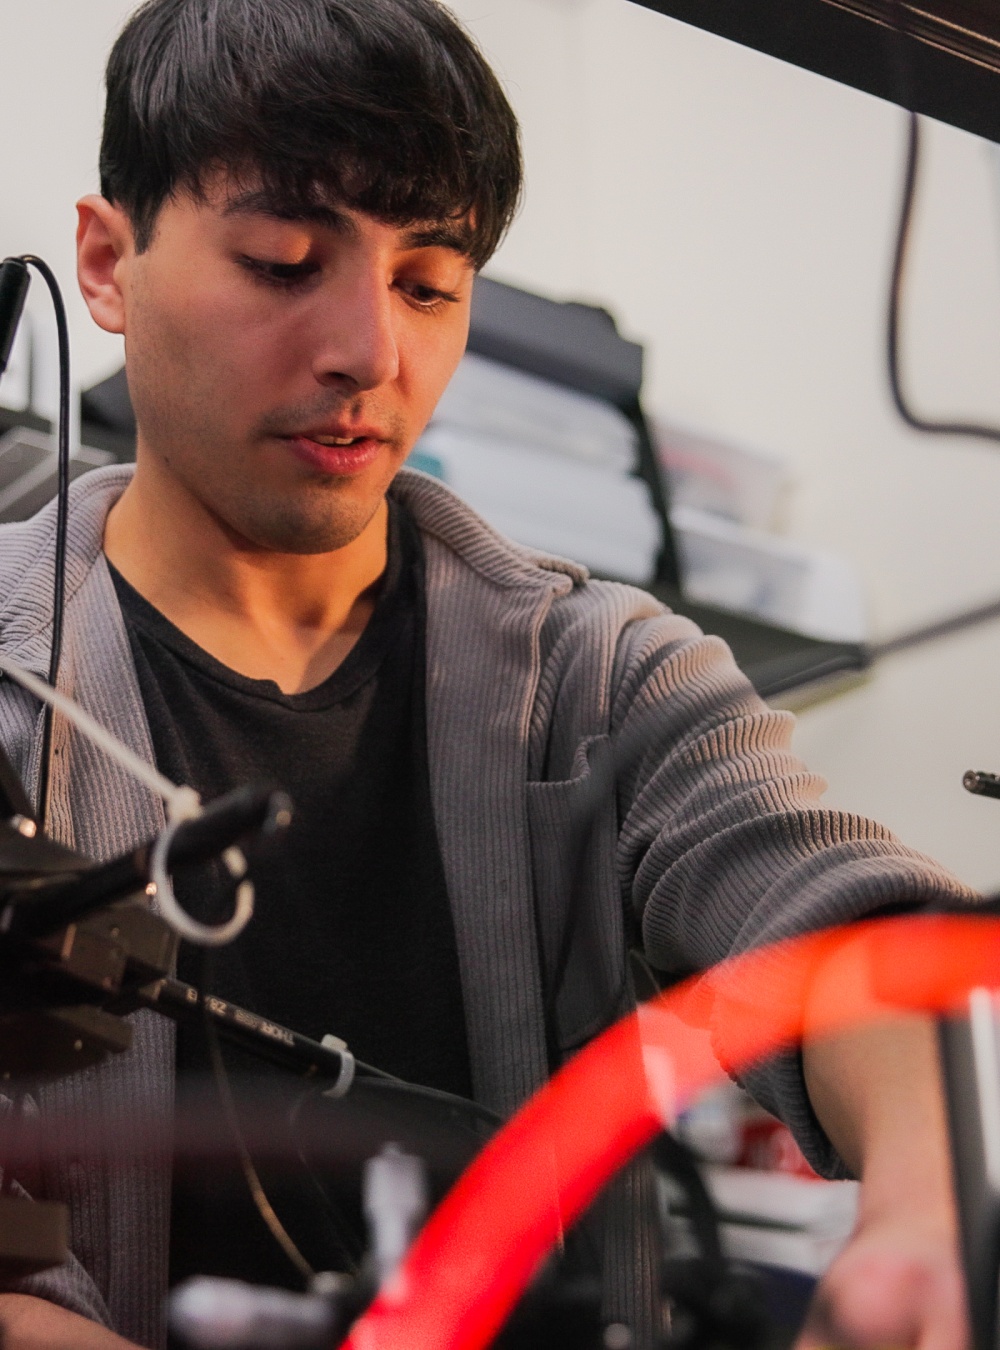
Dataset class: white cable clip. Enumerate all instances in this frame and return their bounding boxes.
[319,1034,356,1099]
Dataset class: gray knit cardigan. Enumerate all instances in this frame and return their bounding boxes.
[0,465,974,1346]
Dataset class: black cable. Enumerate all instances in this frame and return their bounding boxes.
[284,1071,502,1280]
[882,0,1000,447]
[17,257,71,830]
[197,950,316,1286]
[856,2,1000,656]
[287,1089,365,1277]
[355,1077,502,1133]
[190,945,500,1283]
[871,592,1000,659]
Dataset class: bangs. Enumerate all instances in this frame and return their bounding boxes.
[101,0,522,269]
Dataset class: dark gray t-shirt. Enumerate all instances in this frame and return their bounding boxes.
[109,499,473,1285]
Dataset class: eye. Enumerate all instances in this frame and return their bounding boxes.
[237,255,320,289]
[399,280,461,313]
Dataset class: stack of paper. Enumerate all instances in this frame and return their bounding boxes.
[413,423,661,583]
[433,353,639,472]
[670,504,866,644]
[411,354,662,584]
[707,1166,859,1276]
[655,420,791,530]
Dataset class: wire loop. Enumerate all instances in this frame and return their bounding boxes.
[149,808,255,948]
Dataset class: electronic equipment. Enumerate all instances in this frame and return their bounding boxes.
[0,766,303,1275]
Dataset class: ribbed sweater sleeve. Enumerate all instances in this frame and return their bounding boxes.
[612,615,977,1174]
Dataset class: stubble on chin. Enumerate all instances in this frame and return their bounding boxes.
[222,477,389,555]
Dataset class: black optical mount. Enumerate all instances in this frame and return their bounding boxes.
[0,754,367,1279]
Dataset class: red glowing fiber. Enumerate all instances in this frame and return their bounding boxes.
[345,914,1000,1350]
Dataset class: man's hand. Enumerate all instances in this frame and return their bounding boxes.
[0,1294,144,1349]
[801,937,969,1350]
[800,1198,967,1350]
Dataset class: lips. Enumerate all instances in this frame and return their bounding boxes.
[282,429,384,476]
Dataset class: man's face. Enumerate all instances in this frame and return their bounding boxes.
[97,176,475,553]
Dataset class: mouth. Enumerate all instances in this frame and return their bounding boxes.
[282,429,384,476]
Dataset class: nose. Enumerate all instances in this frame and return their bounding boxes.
[310,266,400,393]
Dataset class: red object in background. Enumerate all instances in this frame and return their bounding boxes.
[736,1116,820,1179]
[344,914,1000,1350]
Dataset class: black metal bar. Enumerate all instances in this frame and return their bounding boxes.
[137,977,355,1088]
[938,1001,1000,1350]
[629,0,1000,145]
[1,785,292,939]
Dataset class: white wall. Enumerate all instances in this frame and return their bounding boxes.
[1,1,134,410]
[452,0,1000,628]
[447,0,1000,893]
[4,0,1000,888]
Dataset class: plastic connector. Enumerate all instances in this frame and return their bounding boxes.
[0,257,29,377]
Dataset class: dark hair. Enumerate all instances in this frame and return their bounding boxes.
[100,0,522,268]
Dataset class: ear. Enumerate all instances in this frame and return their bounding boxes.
[76,195,134,335]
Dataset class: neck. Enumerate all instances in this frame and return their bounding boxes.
[103,453,389,694]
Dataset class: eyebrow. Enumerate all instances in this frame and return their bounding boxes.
[222,189,355,233]
[221,189,474,259]
[400,223,474,257]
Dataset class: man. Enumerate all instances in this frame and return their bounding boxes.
[0,0,975,1346]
